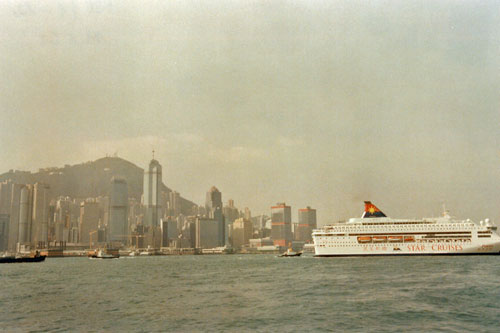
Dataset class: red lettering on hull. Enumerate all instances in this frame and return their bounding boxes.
[431,244,463,251]
[407,244,426,252]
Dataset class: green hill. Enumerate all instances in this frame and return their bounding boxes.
[0,157,197,214]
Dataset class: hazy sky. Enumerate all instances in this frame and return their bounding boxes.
[1,0,499,224]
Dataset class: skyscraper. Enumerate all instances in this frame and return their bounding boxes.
[0,180,23,251]
[32,183,50,248]
[296,206,317,242]
[109,177,128,244]
[79,199,100,247]
[8,184,23,251]
[195,217,221,249]
[18,185,33,247]
[0,180,13,215]
[0,214,9,251]
[205,186,225,246]
[143,158,162,228]
[223,199,239,224]
[168,191,181,217]
[271,203,292,247]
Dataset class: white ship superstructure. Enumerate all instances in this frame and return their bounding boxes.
[313,202,500,256]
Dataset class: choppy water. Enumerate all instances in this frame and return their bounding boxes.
[1,254,499,332]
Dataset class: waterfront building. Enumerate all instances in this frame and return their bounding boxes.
[79,199,100,247]
[195,217,221,249]
[296,206,317,242]
[161,217,179,247]
[248,237,274,248]
[109,177,128,244]
[232,217,253,249]
[205,186,225,246]
[131,224,146,248]
[143,158,162,228]
[180,217,197,248]
[271,203,292,247]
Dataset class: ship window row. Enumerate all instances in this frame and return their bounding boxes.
[332,226,474,231]
[361,222,430,225]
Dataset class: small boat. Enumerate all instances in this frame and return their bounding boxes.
[279,249,302,257]
[89,249,119,259]
[0,251,46,264]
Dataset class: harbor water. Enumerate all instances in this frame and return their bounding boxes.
[1,254,499,332]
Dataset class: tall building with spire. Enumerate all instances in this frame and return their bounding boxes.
[143,156,162,228]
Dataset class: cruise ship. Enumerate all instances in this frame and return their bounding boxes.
[313,202,500,256]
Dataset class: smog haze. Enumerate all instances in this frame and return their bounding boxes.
[1,0,499,224]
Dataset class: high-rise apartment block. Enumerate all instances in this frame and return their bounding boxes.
[296,206,317,242]
[271,203,292,247]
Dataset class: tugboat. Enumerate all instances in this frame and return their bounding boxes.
[88,249,119,259]
[0,251,46,264]
[279,248,302,257]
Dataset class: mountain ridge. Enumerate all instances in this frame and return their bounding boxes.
[0,156,197,214]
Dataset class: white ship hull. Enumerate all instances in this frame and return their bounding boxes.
[313,202,500,257]
[314,239,500,256]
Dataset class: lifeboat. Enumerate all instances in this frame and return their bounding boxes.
[388,236,403,242]
[372,236,387,243]
[404,236,415,242]
[357,236,372,243]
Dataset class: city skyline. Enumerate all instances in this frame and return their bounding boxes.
[1,1,500,224]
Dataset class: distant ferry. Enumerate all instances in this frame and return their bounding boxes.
[312,202,500,256]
